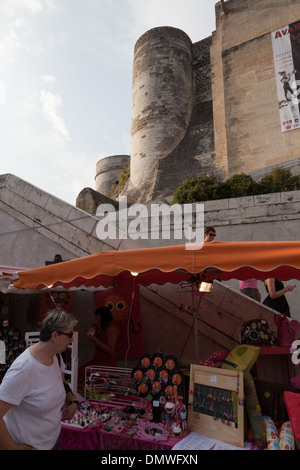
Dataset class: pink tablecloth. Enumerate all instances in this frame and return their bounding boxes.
[59,426,260,451]
[59,425,181,451]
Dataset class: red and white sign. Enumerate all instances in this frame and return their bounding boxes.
[272,20,300,132]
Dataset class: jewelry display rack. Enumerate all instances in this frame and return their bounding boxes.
[84,365,147,409]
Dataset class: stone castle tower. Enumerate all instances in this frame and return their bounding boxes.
[78,0,300,212]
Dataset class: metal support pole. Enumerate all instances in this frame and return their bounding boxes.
[192,289,199,360]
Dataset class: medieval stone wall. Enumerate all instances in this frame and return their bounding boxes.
[92,0,300,206]
[212,0,300,179]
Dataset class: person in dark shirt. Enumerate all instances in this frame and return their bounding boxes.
[263,278,295,317]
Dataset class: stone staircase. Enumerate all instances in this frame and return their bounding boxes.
[139,280,278,362]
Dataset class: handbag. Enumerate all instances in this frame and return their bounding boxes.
[240,319,277,346]
[274,314,300,347]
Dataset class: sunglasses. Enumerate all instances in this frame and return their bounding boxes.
[57,331,74,339]
[208,233,216,237]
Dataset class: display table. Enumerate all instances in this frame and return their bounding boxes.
[59,424,182,451]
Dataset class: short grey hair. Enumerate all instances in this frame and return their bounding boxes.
[39,308,78,342]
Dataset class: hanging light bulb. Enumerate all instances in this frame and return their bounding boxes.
[199,281,213,293]
[130,271,139,277]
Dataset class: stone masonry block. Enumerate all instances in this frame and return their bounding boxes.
[45,195,72,220]
[254,193,282,205]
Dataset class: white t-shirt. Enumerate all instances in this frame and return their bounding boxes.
[0,347,66,450]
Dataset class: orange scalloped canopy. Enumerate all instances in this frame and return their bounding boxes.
[12,241,300,291]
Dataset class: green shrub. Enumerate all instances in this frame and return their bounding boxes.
[257,168,300,194]
[172,176,221,204]
[171,168,300,204]
[222,173,258,198]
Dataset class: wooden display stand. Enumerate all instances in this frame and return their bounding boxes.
[188,364,244,448]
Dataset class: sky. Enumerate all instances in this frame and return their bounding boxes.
[0,0,218,206]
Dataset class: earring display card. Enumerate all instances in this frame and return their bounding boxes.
[188,364,244,448]
[193,383,237,424]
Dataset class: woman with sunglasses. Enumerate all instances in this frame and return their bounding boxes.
[204,226,216,242]
[0,308,78,450]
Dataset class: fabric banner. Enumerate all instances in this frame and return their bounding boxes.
[272,20,300,132]
[94,285,144,358]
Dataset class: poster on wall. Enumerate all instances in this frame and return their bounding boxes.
[272,20,300,132]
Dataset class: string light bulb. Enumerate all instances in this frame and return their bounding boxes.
[130,271,139,277]
[198,281,213,293]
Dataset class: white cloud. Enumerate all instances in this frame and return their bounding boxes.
[40,90,70,139]
[2,121,94,205]
[0,0,57,64]
[126,0,216,43]
[12,17,28,28]
[44,0,60,13]
[17,93,39,116]
[48,158,94,205]
[0,26,28,63]
[1,0,43,16]
[48,149,97,203]
[42,74,57,84]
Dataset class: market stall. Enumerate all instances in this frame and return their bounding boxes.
[3,241,300,450]
[9,241,300,292]
[59,356,189,451]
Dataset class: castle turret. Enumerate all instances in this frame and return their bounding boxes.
[95,154,130,197]
[130,26,194,190]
